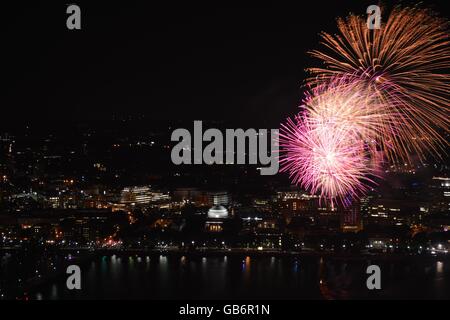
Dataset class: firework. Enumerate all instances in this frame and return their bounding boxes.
[279,112,376,206]
[303,75,393,145]
[308,6,450,164]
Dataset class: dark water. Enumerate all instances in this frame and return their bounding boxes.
[32,254,450,300]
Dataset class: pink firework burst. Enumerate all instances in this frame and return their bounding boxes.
[279,112,376,207]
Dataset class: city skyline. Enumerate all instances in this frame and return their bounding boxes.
[1,1,450,303]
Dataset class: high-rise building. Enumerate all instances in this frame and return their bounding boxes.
[120,186,169,206]
[430,177,450,213]
[207,191,230,207]
[341,201,362,232]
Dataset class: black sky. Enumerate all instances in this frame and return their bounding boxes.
[2,1,449,128]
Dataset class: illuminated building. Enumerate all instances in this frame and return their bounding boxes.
[340,201,362,233]
[207,191,230,206]
[207,205,229,219]
[205,205,229,232]
[363,199,416,227]
[121,186,152,205]
[120,186,170,206]
[48,196,60,209]
[276,190,319,225]
[430,177,450,213]
[202,191,231,232]
[432,176,450,188]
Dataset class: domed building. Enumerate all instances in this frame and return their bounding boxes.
[207,205,229,219]
[205,205,229,232]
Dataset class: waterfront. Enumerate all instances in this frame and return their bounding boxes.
[20,254,450,300]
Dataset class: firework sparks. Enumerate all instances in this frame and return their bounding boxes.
[303,75,393,145]
[279,112,376,206]
[308,6,450,164]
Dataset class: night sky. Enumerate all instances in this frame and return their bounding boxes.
[2,1,449,128]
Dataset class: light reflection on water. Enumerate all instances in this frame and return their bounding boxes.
[31,255,449,300]
[437,261,444,274]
